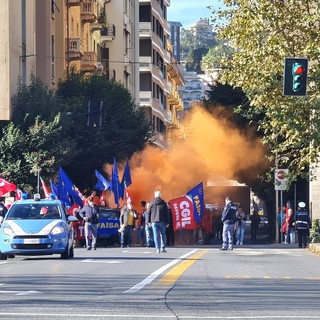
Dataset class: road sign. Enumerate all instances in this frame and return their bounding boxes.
[275,169,289,190]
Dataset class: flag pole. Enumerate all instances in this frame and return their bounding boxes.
[37,167,41,194]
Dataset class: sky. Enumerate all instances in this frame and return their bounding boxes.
[167,0,225,28]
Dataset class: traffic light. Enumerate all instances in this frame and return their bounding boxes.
[283,57,308,96]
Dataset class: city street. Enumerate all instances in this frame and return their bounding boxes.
[0,244,320,319]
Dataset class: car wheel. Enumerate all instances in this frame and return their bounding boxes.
[0,252,7,260]
[8,254,15,259]
[69,244,74,258]
[61,245,69,259]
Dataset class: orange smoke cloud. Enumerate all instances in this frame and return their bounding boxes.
[124,104,268,207]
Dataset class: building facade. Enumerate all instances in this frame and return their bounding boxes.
[139,0,184,149]
[0,0,37,120]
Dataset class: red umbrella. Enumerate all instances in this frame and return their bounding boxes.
[0,178,17,197]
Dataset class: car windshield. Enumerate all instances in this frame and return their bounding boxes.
[7,203,62,220]
[99,208,119,219]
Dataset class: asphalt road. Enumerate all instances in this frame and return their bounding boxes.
[0,243,320,320]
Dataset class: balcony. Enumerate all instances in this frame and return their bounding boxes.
[67,38,83,60]
[90,22,103,32]
[100,24,116,42]
[81,0,98,23]
[81,52,98,72]
[68,0,81,6]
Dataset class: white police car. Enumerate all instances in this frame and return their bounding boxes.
[0,195,77,260]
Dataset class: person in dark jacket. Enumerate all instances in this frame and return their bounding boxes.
[295,202,311,248]
[142,201,154,247]
[149,191,169,253]
[221,196,238,250]
[166,203,175,246]
[250,210,261,240]
[79,197,99,250]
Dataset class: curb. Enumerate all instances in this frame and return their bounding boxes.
[309,243,320,255]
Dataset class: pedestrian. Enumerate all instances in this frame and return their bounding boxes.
[135,203,146,246]
[294,202,311,248]
[284,206,294,244]
[143,202,154,247]
[0,201,8,224]
[221,196,238,250]
[250,210,261,240]
[235,206,246,245]
[166,203,175,246]
[119,200,137,248]
[85,191,101,207]
[79,197,99,250]
[277,206,286,243]
[149,191,169,253]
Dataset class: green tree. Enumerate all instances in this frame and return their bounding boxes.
[0,72,151,192]
[209,0,320,183]
[56,73,151,190]
[180,21,217,72]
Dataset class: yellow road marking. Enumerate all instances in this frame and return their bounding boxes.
[156,250,208,286]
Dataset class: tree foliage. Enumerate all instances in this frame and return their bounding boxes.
[56,73,151,189]
[208,0,320,183]
[180,21,217,72]
[0,73,151,192]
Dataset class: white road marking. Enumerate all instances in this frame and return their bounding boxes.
[123,249,199,294]
[0,290,41,295]
[82,259,122,264]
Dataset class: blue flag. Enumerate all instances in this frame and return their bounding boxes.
[120,158,132,198]
[186,182,205,224]
[95,170,110,191]
[50,180,58,198]
[58,167,83,207]
[110,158,122,206]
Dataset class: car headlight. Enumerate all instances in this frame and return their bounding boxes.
[51,225,65,235]
[2,225,15,236]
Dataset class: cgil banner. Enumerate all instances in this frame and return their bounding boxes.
[169,196,197,231]
[169,182,205,231]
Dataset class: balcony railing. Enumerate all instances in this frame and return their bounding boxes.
[81,52,98,72]
[100,24,116,42]
[81,0,98,23]
[67,38,83,59]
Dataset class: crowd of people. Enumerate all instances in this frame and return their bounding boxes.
[277,201,311,248]
[118,191,174,253]
[0,190,313,251]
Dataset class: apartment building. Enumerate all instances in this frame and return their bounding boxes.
[0,0,37,120]
[168,21,182,63]
[101,0,139,100]
[179,71,211,112]
[139,0,183,149]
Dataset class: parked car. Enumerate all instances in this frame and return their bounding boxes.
[96,208,120,247]
[0,195,77,260]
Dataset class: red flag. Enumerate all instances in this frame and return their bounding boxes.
[169,196,197,231]
[0,178,16,197]
[124,188,132,204]
[40,176,50,198]
[15,189,22,200]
